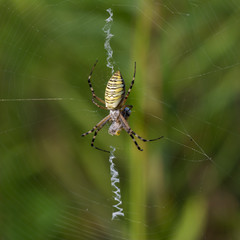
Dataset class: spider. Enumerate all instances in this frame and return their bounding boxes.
[81,60,163,153]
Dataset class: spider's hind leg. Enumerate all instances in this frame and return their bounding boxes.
[87,60,106,106]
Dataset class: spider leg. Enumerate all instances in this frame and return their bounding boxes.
[129,133,143,151]
[120,62,136,107]
[92,98,108,110]
[119,114,163,150]
[91,130,110,153]
[131,130,164,142]
[81,115,110,137]
[88,60,106,107]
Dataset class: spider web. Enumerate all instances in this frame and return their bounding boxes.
[0,1,240,240]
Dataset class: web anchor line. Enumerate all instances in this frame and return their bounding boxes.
[109,147,124,220]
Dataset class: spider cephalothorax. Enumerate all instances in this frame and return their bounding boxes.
[81,60,163,153]
[108,107,132,136]
[108,110,122,136]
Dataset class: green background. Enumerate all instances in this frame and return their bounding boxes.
[0,0,239,239]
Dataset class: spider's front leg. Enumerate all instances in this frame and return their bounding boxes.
[91,130,110,153]
[119,114,163,151]
[81,115,111,153]
[81,115,110,137]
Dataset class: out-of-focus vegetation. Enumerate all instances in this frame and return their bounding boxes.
[0,0,240,239]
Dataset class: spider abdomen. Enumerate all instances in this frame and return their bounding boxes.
[105,71,125,109]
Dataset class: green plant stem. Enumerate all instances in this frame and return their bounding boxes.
[129,0,154,239]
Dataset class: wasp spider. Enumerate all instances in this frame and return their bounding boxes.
[81,60,163,153]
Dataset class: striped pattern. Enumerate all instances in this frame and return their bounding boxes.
[105,71,125,109]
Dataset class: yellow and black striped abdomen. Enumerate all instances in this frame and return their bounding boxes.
[105,71,125,109]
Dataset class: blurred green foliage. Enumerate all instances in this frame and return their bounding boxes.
[0,0,240,239]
